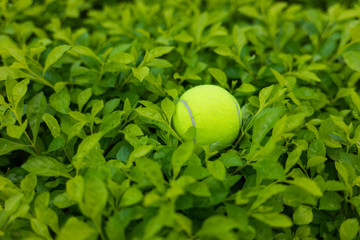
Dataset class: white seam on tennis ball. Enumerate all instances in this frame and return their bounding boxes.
[180,100,196,143]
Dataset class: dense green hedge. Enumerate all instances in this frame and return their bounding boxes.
[1,0,360,239]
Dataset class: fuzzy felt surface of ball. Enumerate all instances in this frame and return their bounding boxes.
[172,85,242,149]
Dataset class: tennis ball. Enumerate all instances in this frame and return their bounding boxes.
[172,84,242,149]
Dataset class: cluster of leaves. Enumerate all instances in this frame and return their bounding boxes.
[1,0,360,239]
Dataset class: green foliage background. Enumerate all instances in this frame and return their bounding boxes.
[1,0,360,239]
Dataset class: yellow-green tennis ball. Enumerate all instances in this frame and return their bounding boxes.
[173,85,242,149]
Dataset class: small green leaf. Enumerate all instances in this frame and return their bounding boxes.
[186,181,211,197]
[77,88,92,112]
[343,51,360,72]
[47,136,66,153]
[339,218,359,240]
[80,176,108,221]
[233,25,246,55]
[66,176,84,202]
[319,191,343,211]
[350,90,360,113]
[172,141,194,179]
[287,177,322,197]
[271,68,286,87]
[252,212,293,228]
[75,132,104,166]
[49,89,70,114]
[42,113,61,138]
[208,68,229,89]
[207,160,226,181]
[161,98,175,124]
[12,79,29,109]
[103,98,121,116]
[197,215,238,238]
[57,217,97,240]
[307,156,327,168]
[26,92,47,142]
[293,205,313,225]
[0,138,28,156]
[91,100,104,117]
[20,173,37,197]
[259,85,274,108]
[100,110,123,133]
[71,45,101,62]
[31,218,52,239]
[43,45,71,74]
[110,52,135,64]
[148,46,174,59]
[119,186,143,207]
[235,83,256,95]
[6,119,28,139]
[132,66,149,82]
[22,156,71,178]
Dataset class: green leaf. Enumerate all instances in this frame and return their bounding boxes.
[0,138,28,156]
[132,66,149,82]
[6,120,28,139]
[233,25,246,55]
[339,218,359,240]
[77,88,92,112]
[343,51,360,72]
[31,218,52,239]
[42,113,61,138]
[350,90,360,113]
[91,100,104,117]
[12,79,29,109]
[197,215,238,239]
[34,192,59,233]
[307,156,327,168]
[136,158,165,192]
[67,121,86,143]
[136,106,165,123]
[293,205,313,225]
[207,160,226,181]
[47,136,66,153]
[66,176,84,202]
[259,85,274,108]
[251,212,293,228]
[319,191,343,211]
[57,217,97,240]
[270,68,286,87]
[250,107,284,153]
[49,90,70,114]
[225,204,248,231]
[235,83,256,95]
[119,186,143,207]
[287,177,322,197]
[80,176,108,222]
[100,110,124,133]
[75,132,103,167]
[71,45,101,62]
[161,98,175,124]
[43,45,71,74]
[22,156,71,178]
[186,181,211,197]
[208,68,229,89]
[109,52,135,64]
[172,141,194,179]
[148,46,174,59]
[26,92,47,141]
[103,98,121,116]
[20,173,37,197]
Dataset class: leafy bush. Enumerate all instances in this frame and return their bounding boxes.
[1,0,360,239]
